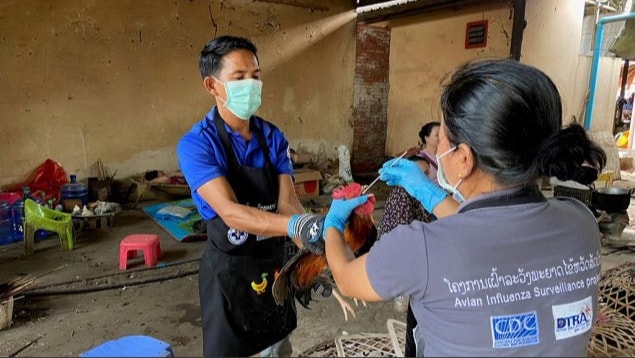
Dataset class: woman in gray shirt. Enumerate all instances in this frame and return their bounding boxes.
[317,59,606,357]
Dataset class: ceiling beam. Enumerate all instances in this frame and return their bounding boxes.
[253,0,329,12]
[356,0,397,6]
[356,0,486,24]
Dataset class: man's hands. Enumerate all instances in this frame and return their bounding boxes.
[288,214,326,255]
[287,194,369,252]
[379,158,447,212]
[323,196,369,238]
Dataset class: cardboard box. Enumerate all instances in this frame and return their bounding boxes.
[294,169,322,198]
[620,157,633,170]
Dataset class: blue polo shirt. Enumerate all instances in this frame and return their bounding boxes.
[177,107,294,221]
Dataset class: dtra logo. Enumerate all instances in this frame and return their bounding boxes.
[556,311,590,329]
[490,311,539,348]
[552,296,593,340]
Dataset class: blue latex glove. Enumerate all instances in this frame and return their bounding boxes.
[323,196,369,239]
[379,158,447,212]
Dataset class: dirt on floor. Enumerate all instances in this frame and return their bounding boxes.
[2,180,635,357]
[0,182,404,357]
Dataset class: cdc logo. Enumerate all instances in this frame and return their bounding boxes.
[491,311,539,348]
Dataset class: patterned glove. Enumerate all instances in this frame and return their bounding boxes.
[288,214,326,255]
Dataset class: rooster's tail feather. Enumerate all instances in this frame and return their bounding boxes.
[272,247,310,306]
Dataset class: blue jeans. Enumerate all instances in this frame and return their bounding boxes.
[258,335,293,357]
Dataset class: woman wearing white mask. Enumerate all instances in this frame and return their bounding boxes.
[177,36,327,357]
[400,121,441,183]
[315,59,606,356]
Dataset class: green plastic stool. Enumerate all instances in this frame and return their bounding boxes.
[24,199,74,255]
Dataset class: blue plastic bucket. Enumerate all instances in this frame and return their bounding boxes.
[0,200,13,245]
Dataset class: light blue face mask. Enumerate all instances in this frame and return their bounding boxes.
[216,78,263,120]
[436,146,465,203]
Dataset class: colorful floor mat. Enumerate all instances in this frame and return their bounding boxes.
[142,199,206,242]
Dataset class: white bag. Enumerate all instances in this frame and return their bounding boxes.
[337,145,354,183]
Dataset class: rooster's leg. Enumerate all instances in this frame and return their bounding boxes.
[332,289,357,322]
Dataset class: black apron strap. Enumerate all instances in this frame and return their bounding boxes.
[214,115,242,172]
[250,119,277,185]
[458,184,546,214]
[214,115,277,188]
[250,119,273,168]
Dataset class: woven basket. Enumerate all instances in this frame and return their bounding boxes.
[588,306,635,357]
[299,339,340,357]
[386,319,406,357]
[299,319,407,357]
[299,335,397,358]
[597,263,635,319]
[553,185,593,206]
[587,263,635,357]
[335,333,397,357]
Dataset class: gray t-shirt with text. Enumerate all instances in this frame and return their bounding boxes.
[367,189,600,356]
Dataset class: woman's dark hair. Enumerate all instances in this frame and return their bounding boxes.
[537,124,606,185]
[419,122,440,144]
[440,59,605,186]
[199,35,259,79]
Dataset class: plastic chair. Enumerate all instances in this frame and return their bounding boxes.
[24,199,74,255]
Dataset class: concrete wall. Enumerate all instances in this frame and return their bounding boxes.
[573,56,623,131]
[0,0,356,187]
[523,0,622,131]
[384,1,513,156]
[522,0,586,125]
[1,0,624,188]
[384,0,622,156]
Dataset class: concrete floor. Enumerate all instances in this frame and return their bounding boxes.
[0,202,209,356]
[1,181,635,357]
[0,189,403,357]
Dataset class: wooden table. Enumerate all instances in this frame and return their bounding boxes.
[72,212,115,230]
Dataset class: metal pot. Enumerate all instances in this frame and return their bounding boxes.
[591,187,633,212]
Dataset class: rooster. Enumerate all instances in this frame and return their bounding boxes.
[272,182,377,321]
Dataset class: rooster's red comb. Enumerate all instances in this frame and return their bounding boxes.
[331,182,375,215]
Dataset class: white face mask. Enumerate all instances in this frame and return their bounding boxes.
[436,146,465,203]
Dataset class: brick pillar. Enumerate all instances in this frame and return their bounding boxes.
[351,24,391,175]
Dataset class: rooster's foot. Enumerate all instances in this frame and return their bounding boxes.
[353,298,368,308]
[332,289,357,322]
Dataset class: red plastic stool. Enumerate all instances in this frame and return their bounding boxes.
[119,234,161,270]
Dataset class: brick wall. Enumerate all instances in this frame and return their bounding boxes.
[351,24,391,175]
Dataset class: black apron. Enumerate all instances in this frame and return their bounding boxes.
[199,115,296,357]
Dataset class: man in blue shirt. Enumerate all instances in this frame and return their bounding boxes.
[177,36,320,357]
